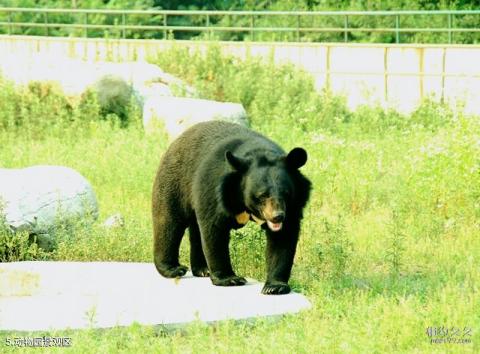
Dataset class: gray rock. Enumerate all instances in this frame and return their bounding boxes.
[0,166,98,247]
[102,213,125,229]
[143,96,249,139]
[93,74,134,122]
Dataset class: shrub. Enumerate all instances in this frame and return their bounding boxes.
[0,202,46,262]
[150,45,454,138]
[0,76,141,138]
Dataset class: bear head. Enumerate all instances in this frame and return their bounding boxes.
[220,147,308,232]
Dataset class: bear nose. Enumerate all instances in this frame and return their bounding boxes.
[271,212,285,224]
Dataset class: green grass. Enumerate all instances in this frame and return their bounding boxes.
[1,46,479,353]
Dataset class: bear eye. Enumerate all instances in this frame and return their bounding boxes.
[255,191,269,199]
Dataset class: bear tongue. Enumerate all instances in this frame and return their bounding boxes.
[267,220,283,232]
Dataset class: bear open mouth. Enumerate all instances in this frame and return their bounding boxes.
[267,220,283,232]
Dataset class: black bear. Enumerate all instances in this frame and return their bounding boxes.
[152,121,311,294]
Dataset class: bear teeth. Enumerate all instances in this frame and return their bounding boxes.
[267,220,283,232]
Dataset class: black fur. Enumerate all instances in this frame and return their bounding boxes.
[152,121,311,294]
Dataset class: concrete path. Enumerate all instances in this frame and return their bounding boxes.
[0,261,310,331]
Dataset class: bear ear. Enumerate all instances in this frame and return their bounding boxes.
[225,151,248,172]
[285,147,308,169]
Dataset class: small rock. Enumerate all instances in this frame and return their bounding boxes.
[93,74,135,122]
[102,213,125,229]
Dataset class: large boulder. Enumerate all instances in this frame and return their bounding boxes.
[0,166,98,250]
[143,96,249,139]
[0,54,196,107]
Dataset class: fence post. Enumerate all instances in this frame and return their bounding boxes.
[419,47,424,99]
[44,12,49,36]
[206,13,210,40]
[344,15,348,42]
[441,47,447,103]
[250,15,255,41]
[122,13,126,39]
[297,15,300,42]
[384,47,388,103]
[447,13,452,44]
[163,13,167,39]
[326,45,331,90]
[395,15,400,43]
[84,13,88,38]
[7,10,12,35]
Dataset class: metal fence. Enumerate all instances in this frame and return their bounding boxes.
[0,7,479,43]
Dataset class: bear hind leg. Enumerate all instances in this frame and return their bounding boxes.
[153,215,188,278]
[189,221,209,277]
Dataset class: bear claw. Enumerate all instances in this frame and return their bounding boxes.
[158,264,188,278]
[261,283,291,295]
[212,275,247,286]
[192,267,210,277]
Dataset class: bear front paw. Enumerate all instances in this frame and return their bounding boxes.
[156,263,188,278]
[211,275,247,286]
[192,266,210,277]
[262,282,291,295]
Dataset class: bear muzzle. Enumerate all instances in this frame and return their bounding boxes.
[266,211,284,232]
[235,211,284,232]
[235,211,285,232]
[262,198,285,232]
[236,198,286,232]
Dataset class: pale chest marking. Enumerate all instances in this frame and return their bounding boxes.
[235,211,265,226]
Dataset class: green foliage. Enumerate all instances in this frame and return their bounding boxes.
[151,45,455,138]
[155,45,339,133]
[0,205,46,262]
[230,223,266,280]
[0,79,76,137]
[0,228,47,262]
[1,47,479,351]
[0,76,140,139]
[386,210,406,275]
[1,0,479,43]
[317,215,352,282]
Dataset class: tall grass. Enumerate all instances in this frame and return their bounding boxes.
[1,45,479,352]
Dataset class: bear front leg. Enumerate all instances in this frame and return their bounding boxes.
[199,221,247,286]
[263,221,300,295]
